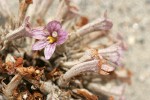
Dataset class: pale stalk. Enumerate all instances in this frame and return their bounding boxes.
[58,60,99,87]
[3,74,22,99]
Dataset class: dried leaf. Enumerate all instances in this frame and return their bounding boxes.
[73,89,98,100]
[33,91,44,100]
[14,57,24,67]
[16,66,44,80]
[25,0,33,4]
[76,16,89,27]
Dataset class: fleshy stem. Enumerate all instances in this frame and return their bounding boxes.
[70,17,113,40]
[58,48,115,87]
[18,0,32,26]
[58,60,99,87]
[60,49,100,68]
[83,31,107,44]
[24,79,61,99]
[88,83,125,98]
[2,25,28,42]
[55,0,67,21]
[0,17,31,49]
[2,74,22,99]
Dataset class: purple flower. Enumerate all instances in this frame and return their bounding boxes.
[31,20,68,59]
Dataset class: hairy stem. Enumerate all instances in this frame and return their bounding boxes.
[58,60,99,87]
[77,18,112,35]
[18,0,32,26]
[2,26,27,42]
[3,74,22,99]
[55,0,67,21]
[61,51,93,68]
[88,83,125,97]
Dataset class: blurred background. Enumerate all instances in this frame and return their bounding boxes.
[1,0,150,100]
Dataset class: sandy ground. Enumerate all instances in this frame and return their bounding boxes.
[1,0,150,100]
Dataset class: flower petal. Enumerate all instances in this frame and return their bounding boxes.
[32,40,48,50]
[46,21,61,33]
[31,29,47,40]
[57,30,68,45]
[44,43,56,59]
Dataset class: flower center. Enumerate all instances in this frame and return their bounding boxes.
[47,31,58,43]
[47,36,57,44]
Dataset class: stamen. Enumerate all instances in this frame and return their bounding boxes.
[47,36,57,43]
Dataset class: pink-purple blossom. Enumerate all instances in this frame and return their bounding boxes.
[31,20,68,59]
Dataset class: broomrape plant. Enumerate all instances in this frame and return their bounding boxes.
[0,0,130,100]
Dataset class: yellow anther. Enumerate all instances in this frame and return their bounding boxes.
[47,36,57,43]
